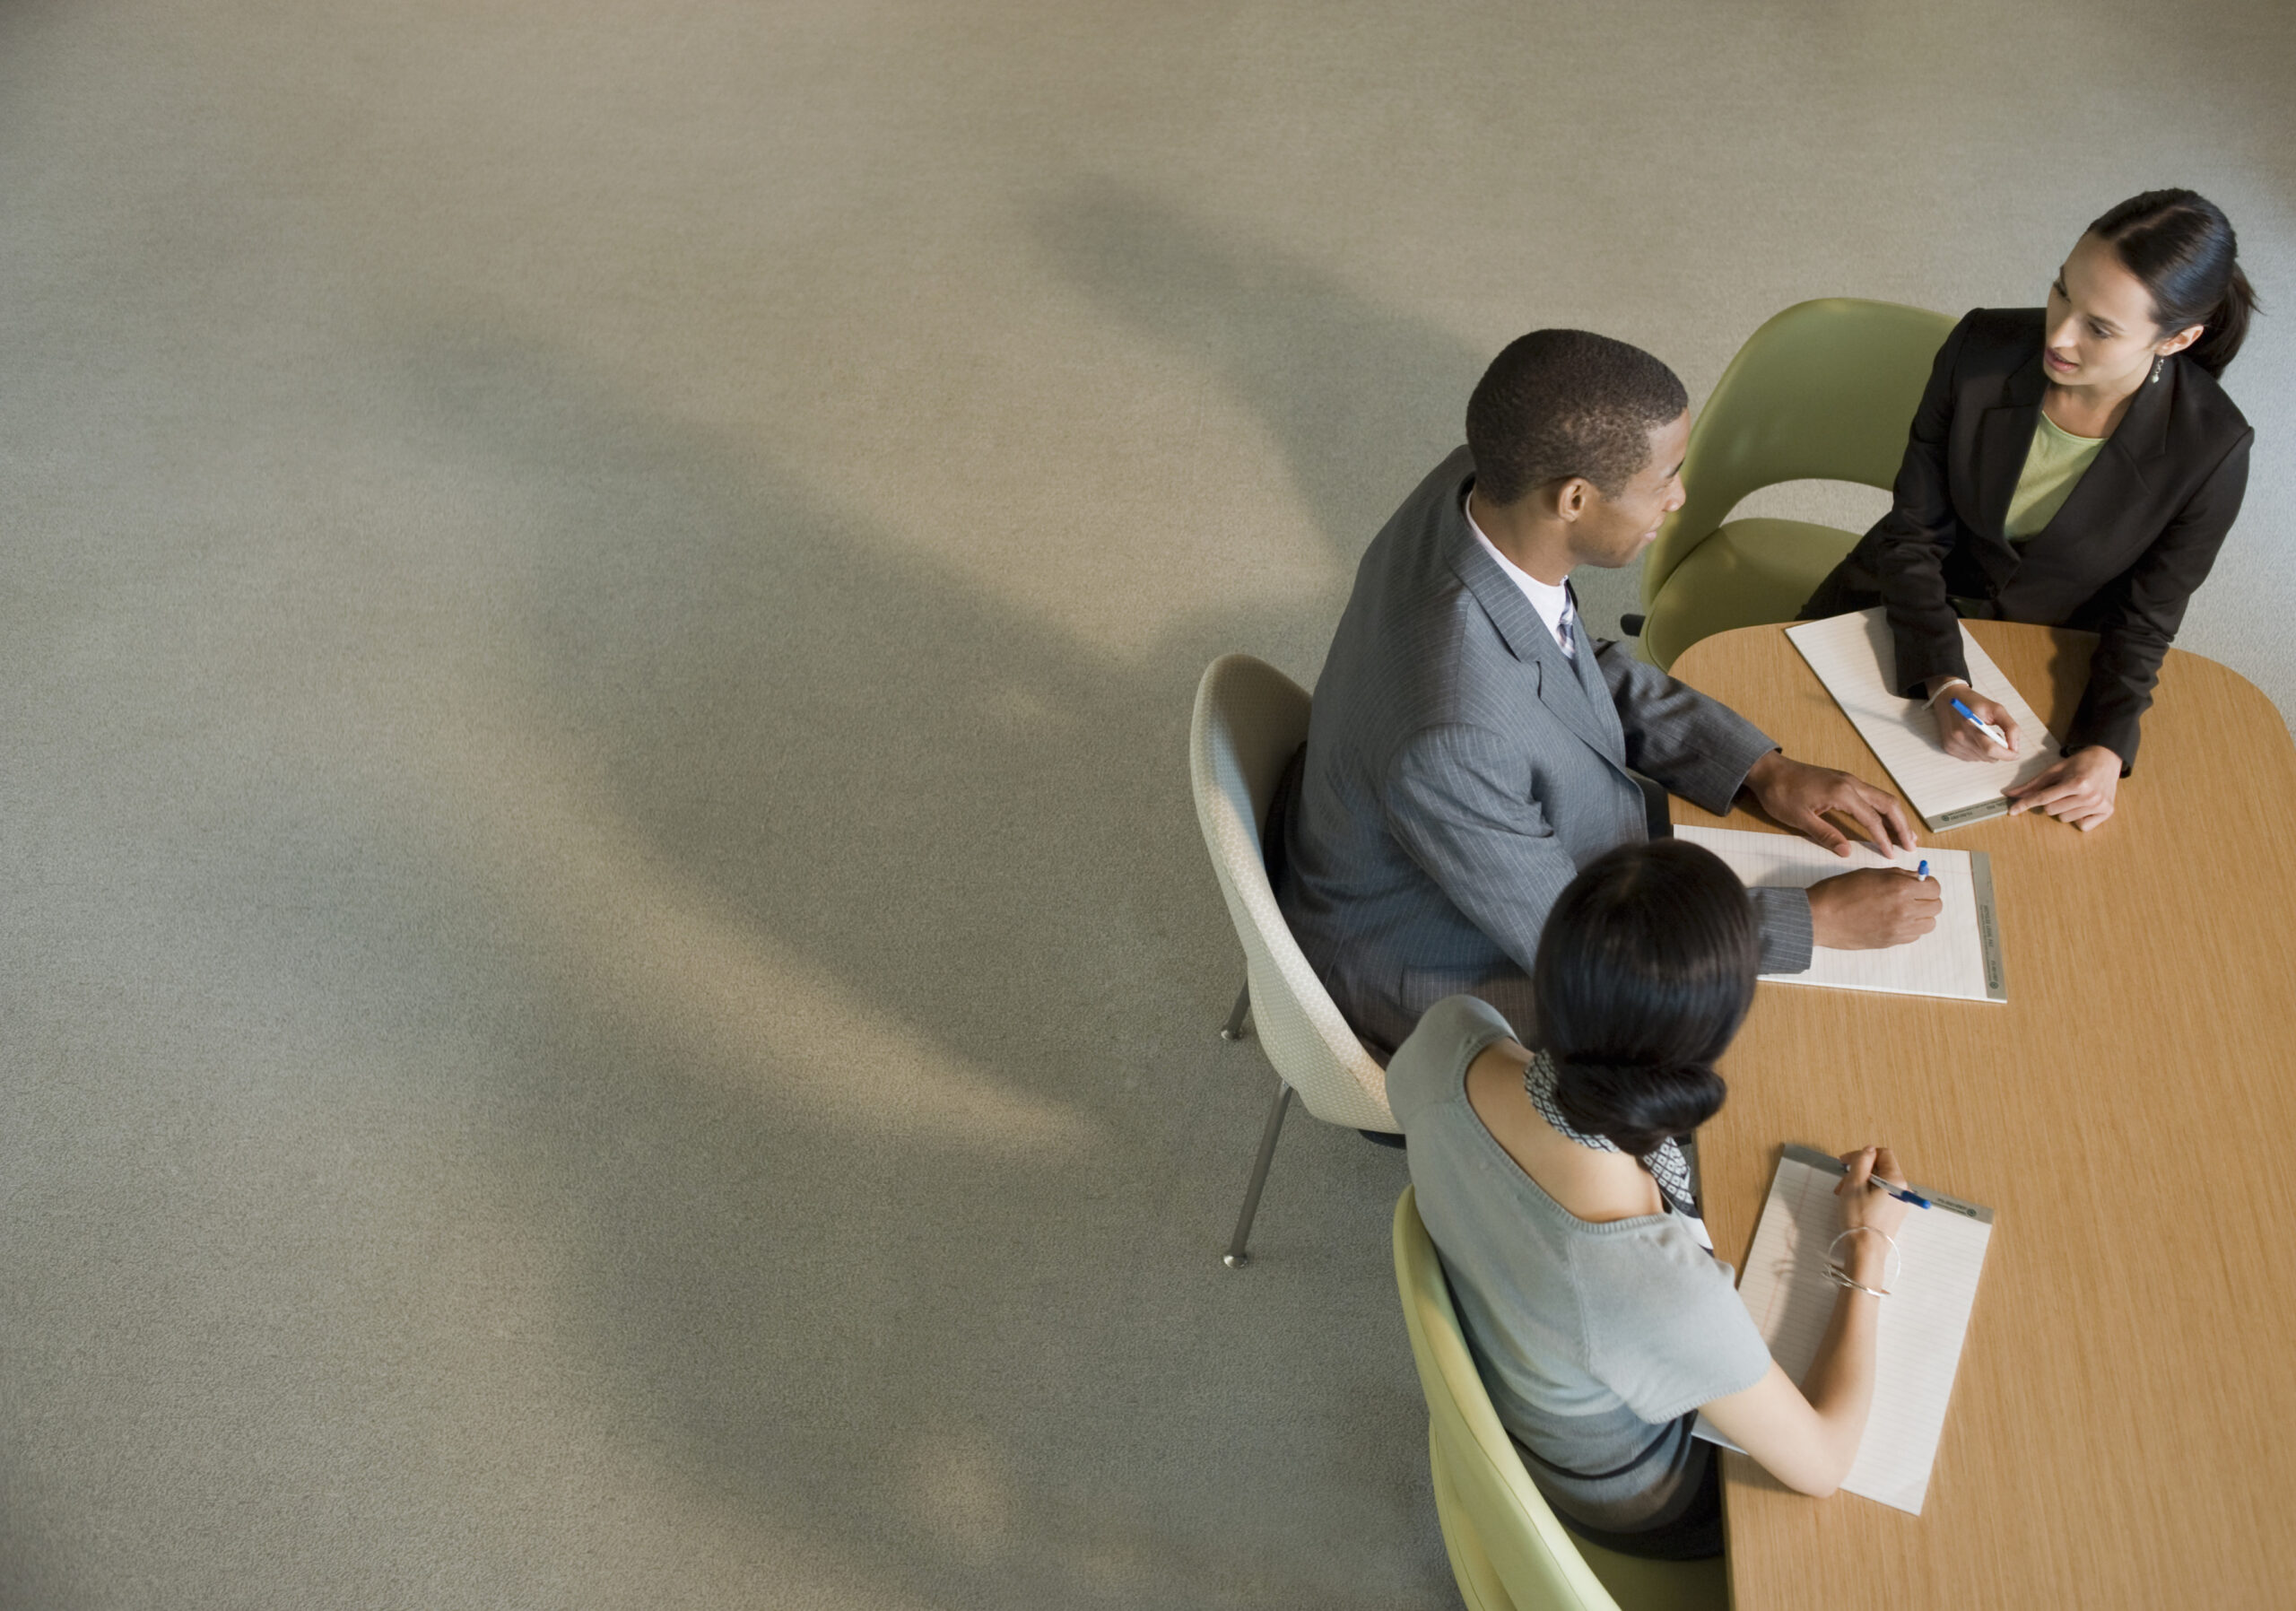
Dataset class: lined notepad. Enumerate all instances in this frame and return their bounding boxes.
[1786,609,2059,831]
[1674,825,2005,1003]
[1694,1145,1994,1515]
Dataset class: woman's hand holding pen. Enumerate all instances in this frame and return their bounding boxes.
[1835,1145,1910,1284]
[1926,677,2022,763]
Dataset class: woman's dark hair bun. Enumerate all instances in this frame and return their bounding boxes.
[1531,840,1760,1154]
[2089,188,2260,377]
[1552,1057,1726,1159]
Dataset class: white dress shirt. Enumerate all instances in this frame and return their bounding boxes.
[1464,494,1578,658]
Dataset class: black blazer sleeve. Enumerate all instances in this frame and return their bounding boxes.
[1872,311,1981,697]
[2068,430,2252,769]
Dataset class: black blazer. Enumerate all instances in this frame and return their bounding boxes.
[1802,307,2252,770]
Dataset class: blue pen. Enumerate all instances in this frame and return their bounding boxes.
[1870,1178,1932,1209]
[1917,859,1930,881]
[1949,697,2010,750]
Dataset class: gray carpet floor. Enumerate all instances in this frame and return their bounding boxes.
[4,3,2292,1607]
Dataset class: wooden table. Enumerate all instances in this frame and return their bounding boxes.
[1670,621,2296,1611]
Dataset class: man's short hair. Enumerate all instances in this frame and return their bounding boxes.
[1465,330,1688,504]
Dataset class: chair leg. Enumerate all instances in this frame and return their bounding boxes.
[1219,980,1251,1041]
[1222,1080,1293,1268]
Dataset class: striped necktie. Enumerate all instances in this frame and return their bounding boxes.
[1554,584,1578,662]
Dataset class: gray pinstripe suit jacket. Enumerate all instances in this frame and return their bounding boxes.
[1277,447,1815,1053]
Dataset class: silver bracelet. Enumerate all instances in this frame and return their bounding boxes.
[1828,1226,1902,1293]
[1825,1264,1891,1298]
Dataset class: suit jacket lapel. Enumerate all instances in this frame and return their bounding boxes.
[2002,352,2173,546]
[1973,357,2047,545]
[2006,353,2174,562]
[1445,516,1621,762]
[1565,601,1628,756]
[2096,355,2172,484]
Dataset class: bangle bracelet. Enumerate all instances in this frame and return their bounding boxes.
[1826,1264,1891,1298]
[1926,677,1971,707]
[1828,1226,1903,1291]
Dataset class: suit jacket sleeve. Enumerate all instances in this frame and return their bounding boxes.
[1384,710,1815,980]
[2067,431,2252,771]
[1596,642,1781,812]
[1596,642,1814,974]
[1874,312,1982,697]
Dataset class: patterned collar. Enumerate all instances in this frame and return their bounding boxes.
[1523,1049,1698,1216]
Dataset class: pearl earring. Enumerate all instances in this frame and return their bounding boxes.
[2151,355,2164,384]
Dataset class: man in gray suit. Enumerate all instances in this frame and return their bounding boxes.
[1280,330,1938,1053]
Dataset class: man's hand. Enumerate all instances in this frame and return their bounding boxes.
[2003,745,2121,831]
[1743,751,1919,858]
[1927,677,2021,762]
[1808,868,1942,950]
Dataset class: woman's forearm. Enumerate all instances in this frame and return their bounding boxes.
[1794,1269,1885,1485]
[2066,622,2166,771]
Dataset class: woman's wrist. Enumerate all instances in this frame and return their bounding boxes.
[1845,1240,1892,1287]
[1833,1224,1895,1287]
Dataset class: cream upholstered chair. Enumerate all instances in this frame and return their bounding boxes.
[1393,1188,1729,1611]
[1633,298,1956,671]
[1189,654,1396,1267]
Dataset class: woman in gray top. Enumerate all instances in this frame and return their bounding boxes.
[1387,840,1911,1560]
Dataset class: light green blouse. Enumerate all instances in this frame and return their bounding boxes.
[2004,411,2108,542]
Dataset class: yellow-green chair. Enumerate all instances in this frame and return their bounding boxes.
[1636,299,1955,671]
[1393,1188,1729,1611]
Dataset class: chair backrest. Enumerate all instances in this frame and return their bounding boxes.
[1393,1187,1624,1611]
[1641,298,1957,608]
[1188,655,1395,1132]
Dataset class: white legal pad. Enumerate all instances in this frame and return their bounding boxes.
[1785,608,2059,831]
[1694,1145,1994,1515]
[1674,825,2006,1003]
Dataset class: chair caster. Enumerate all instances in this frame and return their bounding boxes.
[1219,980,1250,1042]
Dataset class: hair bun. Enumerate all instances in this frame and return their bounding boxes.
[1552,1055,1727,1157]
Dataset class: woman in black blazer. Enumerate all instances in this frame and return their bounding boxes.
[1803,189,2257,830]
